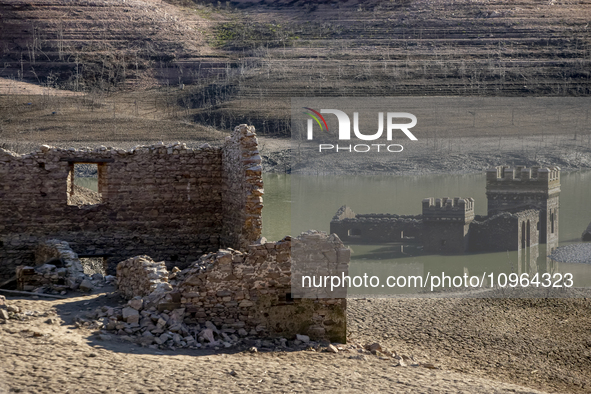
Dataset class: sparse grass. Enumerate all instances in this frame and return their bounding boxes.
[0,87,229,149]
[212,21,298,49]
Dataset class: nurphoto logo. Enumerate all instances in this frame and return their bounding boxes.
[303,107,418,152]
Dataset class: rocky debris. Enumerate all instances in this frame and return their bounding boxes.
[296,334,310,343]
[0,297,53,323]
[115,232,347,343]
[549,243,591,264]
[79,279,94,293]
[327,344,339,353]
[13,267,112,296]
[116,256,172,299]
[15,240,98,295]
[35,240,86,276]
[78,298,358,354]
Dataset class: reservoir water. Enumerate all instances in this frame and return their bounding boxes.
[262,171,591,295]
[75,171,591,295]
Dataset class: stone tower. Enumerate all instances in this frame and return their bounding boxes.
[421,197,475,253]
[486,166,560,245]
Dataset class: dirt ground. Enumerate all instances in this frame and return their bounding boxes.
[4,290,589,394]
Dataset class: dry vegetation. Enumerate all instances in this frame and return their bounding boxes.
[1,0,590,140]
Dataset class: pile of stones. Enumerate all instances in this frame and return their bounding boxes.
[0,295,50,323]
[78,296,345,352]
[116,256,172,299]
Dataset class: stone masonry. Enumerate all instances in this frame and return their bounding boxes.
[116,231,348,343]
[16,239,86,292]
[0,124,262,280]
[330,166,561,253]
[116,256,172,300]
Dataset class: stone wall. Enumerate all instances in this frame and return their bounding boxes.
[330,206,422,243]
[16,239,86,291]
[221,124,263,250]
[116,232,348,343]
[468,212,518,252]
[116,256,172,299]
[422,197,474,253]
[0,125,262,280]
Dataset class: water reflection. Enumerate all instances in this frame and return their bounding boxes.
[281,170,591,295]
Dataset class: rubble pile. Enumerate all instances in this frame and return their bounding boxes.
[115,232,348,343]
[79,297,316,351]
[116,256,172,299]
[16,240,112,294]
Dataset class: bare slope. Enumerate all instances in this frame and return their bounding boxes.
[0,0,213,89]
[1,0,590,137]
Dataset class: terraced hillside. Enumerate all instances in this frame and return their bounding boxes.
[0,0,215,89]
[1,0,590,136]
[187,0,591,134]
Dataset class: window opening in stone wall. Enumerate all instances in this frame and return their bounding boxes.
[67,163,103,206]
[348,228,362,237]
[550,211,555,233]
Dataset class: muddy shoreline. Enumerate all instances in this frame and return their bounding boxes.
[261,135,591,175]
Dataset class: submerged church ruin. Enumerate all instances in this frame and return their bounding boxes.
[331,165,561,254]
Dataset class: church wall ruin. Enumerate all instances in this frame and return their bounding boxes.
[330,166,560,254]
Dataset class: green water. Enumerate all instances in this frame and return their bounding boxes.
[264,171,591,242]
[263,171,591,294]
[75,171,591,293]
[75,177,98,192]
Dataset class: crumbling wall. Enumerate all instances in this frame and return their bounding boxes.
[221,124,263,249]
[115,232,348,343]
[116,256,172,299]
[330,206,422,243]
[0,125,262,280]
[16,239,86,291]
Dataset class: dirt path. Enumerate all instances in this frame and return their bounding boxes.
[2,292,588,393]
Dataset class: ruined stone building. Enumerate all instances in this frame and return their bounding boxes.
[330,165,561,254]
[0,125,347,342]
[0,125,263,280]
